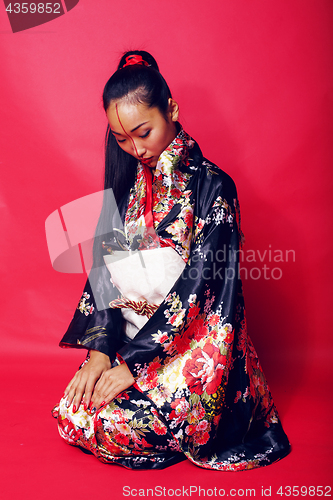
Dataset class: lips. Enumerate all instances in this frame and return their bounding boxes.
[140,157,153,165]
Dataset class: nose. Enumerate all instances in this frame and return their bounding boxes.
[132,139,146,158]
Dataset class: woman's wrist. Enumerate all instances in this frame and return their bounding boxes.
[89,349,111,368]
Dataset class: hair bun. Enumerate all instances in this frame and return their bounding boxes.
[121,54,150,69]
[117,51,159,72]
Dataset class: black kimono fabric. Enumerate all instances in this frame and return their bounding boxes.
[52,130,290,470]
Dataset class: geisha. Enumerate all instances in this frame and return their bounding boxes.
[52,50,290,470]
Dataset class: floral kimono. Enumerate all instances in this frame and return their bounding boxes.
[52,129,290,470]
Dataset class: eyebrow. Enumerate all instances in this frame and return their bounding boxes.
[110,121,149,135]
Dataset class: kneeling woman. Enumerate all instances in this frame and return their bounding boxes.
[52,51,290,470]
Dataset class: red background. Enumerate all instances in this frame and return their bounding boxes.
[1,1,332,498]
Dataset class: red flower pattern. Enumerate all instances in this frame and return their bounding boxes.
[152,419,167,435]
[183,342,226,395]
[208,314,219,326]
[115,433,130,446]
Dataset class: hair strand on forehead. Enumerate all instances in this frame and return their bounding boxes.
[93,51,174,270]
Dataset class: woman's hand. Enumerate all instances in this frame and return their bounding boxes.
[64,349,111,413]
[90,363,135,413]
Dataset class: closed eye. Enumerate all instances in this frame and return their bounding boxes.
[140,130,150,138]
[111,132,126,143]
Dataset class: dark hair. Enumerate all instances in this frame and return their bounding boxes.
[93,51,172,268]
[102,50,173,204]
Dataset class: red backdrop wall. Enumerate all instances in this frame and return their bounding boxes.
[1,1,332,498]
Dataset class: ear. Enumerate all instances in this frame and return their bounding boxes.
[168,98,179,122]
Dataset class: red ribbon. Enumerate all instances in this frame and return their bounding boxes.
[122,55,150,68]
[142,164,154,229]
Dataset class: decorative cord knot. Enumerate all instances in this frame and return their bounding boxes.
[109,297,159,319]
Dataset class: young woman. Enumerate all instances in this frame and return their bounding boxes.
[52,51,290,470]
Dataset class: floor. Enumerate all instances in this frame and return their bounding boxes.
[1,351,331,500]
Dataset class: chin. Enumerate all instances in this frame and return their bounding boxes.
[143,160,156,168]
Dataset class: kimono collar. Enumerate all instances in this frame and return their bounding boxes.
[154,127,194,181]
[124,127,195,250]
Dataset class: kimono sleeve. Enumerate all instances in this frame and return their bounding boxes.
[59,265,124,361]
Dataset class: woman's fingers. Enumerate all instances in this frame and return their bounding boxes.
[64,370,87,411]
[71,372,90,412]
[90,364,135,412]
[71,366,105,411]
[62,350,112,413]
[92,376,122,409]
[62,356,134,415]
[64,373,80,407]
[82,376,98,410]
[81,350,112,409]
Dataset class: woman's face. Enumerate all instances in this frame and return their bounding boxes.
[106,98,179,168]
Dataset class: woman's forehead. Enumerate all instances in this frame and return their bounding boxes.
[107,101,158,133]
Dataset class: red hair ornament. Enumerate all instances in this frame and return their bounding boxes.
[122,55,150,68]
